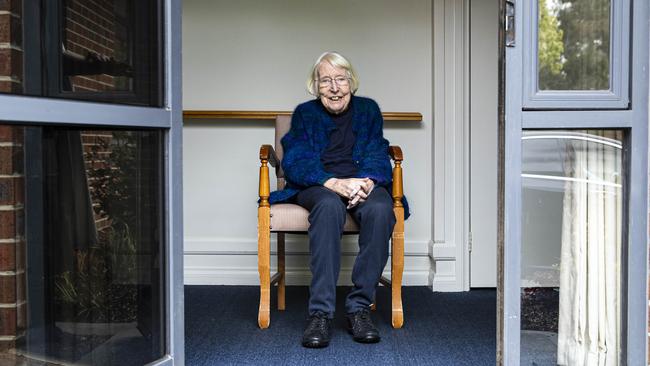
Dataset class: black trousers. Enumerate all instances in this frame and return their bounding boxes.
[295,186,396,317]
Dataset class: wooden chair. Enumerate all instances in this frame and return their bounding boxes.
[257,115,405,329]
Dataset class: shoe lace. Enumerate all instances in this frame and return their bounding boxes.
[306,314,328,333]
[353,309,374,331]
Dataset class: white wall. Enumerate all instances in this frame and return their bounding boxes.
[182,0,434,286]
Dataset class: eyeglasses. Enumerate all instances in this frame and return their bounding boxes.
[317,76,350,88]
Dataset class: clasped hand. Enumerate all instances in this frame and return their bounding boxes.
[323,177,374,209]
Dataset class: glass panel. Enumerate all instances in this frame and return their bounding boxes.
[538,0,611,91]
[520,130,623,365]
[0,124,165,365]
[0,0,161,106]
[61,0,135,93]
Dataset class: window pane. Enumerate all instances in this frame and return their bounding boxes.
[520,130,623,365]
[0,124,165,365]
[0,0,162,106]
[62,0,136,93]
[538,0,611,91]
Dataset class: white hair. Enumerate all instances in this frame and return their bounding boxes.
[306,51,359,96]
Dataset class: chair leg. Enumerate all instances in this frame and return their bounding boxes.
[258,205,271,329]
[391,206,405,329]
[277,233,286,310]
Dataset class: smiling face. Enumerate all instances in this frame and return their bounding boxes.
[317,62,351,115]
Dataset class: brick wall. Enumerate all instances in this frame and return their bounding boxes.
[63,0,120,232]
[82,130,114,232]
[64,0,119,92]
[0,0,22,94]
[0,0,25,352]
[0,126,26,351]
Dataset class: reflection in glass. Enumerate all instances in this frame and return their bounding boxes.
[58,0,161,105]
[521,130,623,365]
[538,0,611,90]
[0,125,164,365]
[0,0,161,105]
[61,0,134,93]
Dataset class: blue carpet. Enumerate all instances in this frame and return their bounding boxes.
[185,286,496,365]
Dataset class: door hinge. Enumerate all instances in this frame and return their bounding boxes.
[468,231,473,253]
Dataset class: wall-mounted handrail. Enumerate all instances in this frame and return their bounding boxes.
[183,110,422,121]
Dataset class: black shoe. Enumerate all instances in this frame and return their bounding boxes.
[302,314,331,348]
[346,308,381,343]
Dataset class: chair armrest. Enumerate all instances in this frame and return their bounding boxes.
[260,144,284,178]
[389,146,403,162]
[258,145,274,206]
[259,144,279,167]
[389,145,404,203]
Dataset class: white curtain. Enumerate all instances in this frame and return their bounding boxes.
[557,131,622,366]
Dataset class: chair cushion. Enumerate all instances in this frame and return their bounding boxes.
[270,203,359,232]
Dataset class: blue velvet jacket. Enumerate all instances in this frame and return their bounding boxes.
[269,95,410,218]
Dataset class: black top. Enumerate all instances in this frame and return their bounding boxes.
[320,100,358,178]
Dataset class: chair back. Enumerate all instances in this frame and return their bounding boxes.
[275,114,292,189]
[274,114,292,162]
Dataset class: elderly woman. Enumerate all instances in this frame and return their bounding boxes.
[269,52,399,348]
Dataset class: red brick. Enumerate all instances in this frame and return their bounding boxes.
[0,340,16,352]
[0,126,12,142]
[0,49,11,76]
[0,146,22,175]
[0,49,24,79]
[0,15,22,46]
[0,176,21,206]
[10,127,23,145]
[0,244,15,272]
[0,0,22,14]
[0,276,15,303]
[0,211,15,239]
[0,81,21,93]
[0,147,11,174]
[10,15,20,45]
[0,178,14,206]
[0,308,16,335]
[0,14,10,43]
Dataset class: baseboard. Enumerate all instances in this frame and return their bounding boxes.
[183,237,464,290]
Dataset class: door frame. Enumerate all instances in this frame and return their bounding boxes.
[498,0,649,365]
[0,0,184,364]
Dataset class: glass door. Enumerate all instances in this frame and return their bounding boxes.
[0,0,183,365]
[500,0,648,364]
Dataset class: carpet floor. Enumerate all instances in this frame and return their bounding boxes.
[184,286,496,365]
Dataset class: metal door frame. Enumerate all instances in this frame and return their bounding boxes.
[0,0,184,364]
[499,0,648,364]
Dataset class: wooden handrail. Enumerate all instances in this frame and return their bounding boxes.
[183,110,422,121]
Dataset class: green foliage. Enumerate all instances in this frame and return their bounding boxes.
[537,0,610,91]
[88,131,138,226]
[55,223,138,322]
[55,131,141,322]
[556,0,610,90]
[538,1,565,89]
